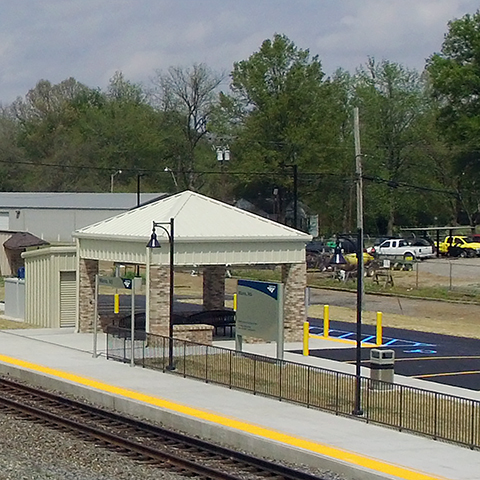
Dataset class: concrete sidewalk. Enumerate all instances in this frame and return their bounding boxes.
[0,327,478,480]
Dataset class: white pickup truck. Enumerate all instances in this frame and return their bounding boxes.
[371,238,434,260]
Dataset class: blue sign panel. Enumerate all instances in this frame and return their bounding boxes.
[237,279,278,300]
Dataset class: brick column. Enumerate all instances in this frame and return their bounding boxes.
[78,258,98,333]
[203,266,226,310]
[149,265,170,336]
[281,262,307,342]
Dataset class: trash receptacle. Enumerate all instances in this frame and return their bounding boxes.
[370,348,395,389]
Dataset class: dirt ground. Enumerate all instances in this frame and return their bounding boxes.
[307,302,480,339]
[175,270,480,340]
[2,266,479,339]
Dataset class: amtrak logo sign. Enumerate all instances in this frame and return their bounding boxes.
[267,285,276,294]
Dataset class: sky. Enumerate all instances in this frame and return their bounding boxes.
[0,0,478,104]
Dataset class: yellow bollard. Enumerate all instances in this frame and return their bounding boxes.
[233,293,237,311]
[114,293,120,314]
[303,321,310,356]
[324,305,330,338]
[376,311,383,346]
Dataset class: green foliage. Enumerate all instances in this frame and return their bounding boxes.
[1,15,480,233]
[428,11,480,145]
[354,59,447,234]
[220,35,354,229]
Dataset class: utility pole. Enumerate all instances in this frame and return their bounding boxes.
[353,107,364,416]
[293,164,298,229]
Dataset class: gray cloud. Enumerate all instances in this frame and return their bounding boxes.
[0,0,478,103]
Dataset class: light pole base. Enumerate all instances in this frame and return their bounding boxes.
[352,409,364,416]
[166,364,176,371]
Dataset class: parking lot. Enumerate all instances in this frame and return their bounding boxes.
[295,318,480,390]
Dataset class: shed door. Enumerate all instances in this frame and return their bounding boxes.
[60,271,76,327]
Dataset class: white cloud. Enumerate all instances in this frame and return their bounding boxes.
[314,0,479,72]
[0,0,478,102]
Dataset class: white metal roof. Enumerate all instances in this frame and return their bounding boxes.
[74,190,311,243]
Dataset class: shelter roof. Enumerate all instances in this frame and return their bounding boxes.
[0,192,165,210]
[73,190,311,243]
[4,232,49,250]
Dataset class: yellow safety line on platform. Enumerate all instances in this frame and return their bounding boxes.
[412,370,480,379]
[0,354,451,480]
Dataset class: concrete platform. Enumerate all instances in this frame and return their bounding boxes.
[0,327,478,480]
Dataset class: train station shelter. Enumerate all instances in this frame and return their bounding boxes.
[73,190,311,342]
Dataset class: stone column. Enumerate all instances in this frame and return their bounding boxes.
[203,266,226,310]
[149,264,170,336]
[78,258,98,333]
[281,262,307,342]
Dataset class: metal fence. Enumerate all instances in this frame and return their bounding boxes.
[413,259,480,293]
[106,325,480,449]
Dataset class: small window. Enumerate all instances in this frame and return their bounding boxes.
[382,241,390,248]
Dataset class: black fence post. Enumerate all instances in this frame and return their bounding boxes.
[205,345,209,383]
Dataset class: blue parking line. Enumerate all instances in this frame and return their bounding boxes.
[362,335,375,343]
[338,332,354,339]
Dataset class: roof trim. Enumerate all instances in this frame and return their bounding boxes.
[73,232,310,243]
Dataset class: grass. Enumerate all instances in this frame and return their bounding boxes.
[310,270,480,303]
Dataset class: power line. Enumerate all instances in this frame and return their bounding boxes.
[0,158,462,196]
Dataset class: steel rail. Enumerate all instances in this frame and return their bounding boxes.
[0,377,327,480]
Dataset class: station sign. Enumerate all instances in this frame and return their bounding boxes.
[98,276,138,290]
[236,279,283,342]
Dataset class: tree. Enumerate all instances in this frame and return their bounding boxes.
[427,11,480,146]
[220,34,350,229]
[7,75,175,192]
[150,63,224,190]
[427,10,480,224]
[354,59,437,234]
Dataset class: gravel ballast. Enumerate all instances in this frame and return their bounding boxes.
[0,409,347,480]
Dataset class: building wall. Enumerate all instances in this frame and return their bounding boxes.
[79,238,308,266]
[23,246,76,328]
[0,231,13,276]
[10,209,130,243]
[78,258,98,332]
[282,262,307,342]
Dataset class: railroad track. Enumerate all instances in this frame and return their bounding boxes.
[0,377,327,480]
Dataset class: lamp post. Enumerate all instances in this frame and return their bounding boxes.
[353,107,364,416]
[110,169,122,193]
[137,173,146,206]
[147,218,175,370]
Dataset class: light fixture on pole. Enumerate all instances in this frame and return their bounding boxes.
[164,167,178,189]
[110,169,122,193]
[215,145,230,201]
[147,218,175,370]
[215,145,230,162]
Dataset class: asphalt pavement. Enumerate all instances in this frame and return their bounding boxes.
[299,318,480,391]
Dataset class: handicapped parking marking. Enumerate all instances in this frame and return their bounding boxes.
[311,326,437,350]
[403,349,437,354]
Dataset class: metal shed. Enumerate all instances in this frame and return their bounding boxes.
[22,246,77,328]
[73,191,312,341]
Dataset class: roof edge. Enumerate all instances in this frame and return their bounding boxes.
[74,232,312,243]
